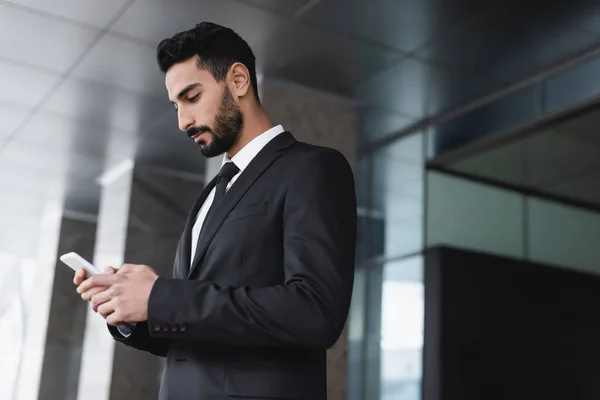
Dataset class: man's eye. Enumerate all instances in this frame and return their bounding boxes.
[189,94,200,102]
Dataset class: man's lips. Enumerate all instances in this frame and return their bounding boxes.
[191,132,206,144]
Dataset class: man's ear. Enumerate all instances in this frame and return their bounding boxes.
[229,62,251,98]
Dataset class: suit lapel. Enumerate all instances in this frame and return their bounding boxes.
[175,175,218,278]
[188,131,296,278]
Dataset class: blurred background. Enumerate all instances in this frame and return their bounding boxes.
[3,0,600,399]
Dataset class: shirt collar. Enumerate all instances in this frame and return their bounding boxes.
[222,124,285,172]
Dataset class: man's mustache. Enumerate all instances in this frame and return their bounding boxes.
[187,126,212,138]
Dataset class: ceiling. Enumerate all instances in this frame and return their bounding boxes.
[429,101,600,210]
[2,0,600,255]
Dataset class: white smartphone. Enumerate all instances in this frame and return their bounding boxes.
[60,252,100,276]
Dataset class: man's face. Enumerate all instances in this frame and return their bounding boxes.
[166,57,243,158]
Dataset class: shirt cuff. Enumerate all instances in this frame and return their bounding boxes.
[116,322,137,338]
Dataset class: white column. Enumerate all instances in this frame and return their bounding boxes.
[77,160,134,400]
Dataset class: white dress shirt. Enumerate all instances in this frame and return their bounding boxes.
[116,125,284,338]
[189,124,284,264]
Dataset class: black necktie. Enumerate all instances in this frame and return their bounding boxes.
[205,161,240,220]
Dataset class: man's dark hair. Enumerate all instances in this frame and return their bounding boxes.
[156,22,260,102]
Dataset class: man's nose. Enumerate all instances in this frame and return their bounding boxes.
[178,112,194,132]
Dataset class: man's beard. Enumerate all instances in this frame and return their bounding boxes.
[187,87,244,158]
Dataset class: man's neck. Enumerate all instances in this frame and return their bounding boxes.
[227,107,272,158]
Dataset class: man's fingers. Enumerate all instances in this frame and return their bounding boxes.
[73,269,86,285]
[104,266,118,274]
[117,263,136,274]
[97,300,116,319]
[91,290,112,312]
[101,302,125,326]
[106,311,125,326]
[81,286,106,302]
[77,274,120,294]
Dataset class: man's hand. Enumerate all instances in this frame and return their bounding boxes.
[74,266,117,299]
[76,264,159,326]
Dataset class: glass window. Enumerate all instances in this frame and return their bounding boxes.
[527,197,600,275]
[346,267,367,400]
[371,133,424,259]
[360,256,424,400]
[545,56,600,114]
[380,256,424,400]
[428,86,537,157]
[356,105,415,146]
[426,171,525,259]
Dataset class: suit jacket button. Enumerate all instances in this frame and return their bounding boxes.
[171,324,178,332]
[161,324,170,332]
[152,324,161,332]
[178,323,187,332]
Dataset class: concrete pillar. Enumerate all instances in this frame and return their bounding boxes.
[37,214,97,400]
[75,161,202,400]
[108,165,202,400]
[260,78,356,400]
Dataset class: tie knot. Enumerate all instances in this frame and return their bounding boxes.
[218,162,239,181]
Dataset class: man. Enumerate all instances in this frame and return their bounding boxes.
[74,21,356,400]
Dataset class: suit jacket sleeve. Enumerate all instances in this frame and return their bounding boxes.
[146,148,357,348]
[107,321,169,357]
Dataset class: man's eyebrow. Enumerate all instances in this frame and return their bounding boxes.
[170,83,203,104]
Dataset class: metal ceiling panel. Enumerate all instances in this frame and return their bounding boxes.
[450,144,525,186]
[41,77,167,132]
[449,129,600,189]
[263,22,405,95]
[0,102,29,138]
[416,1,600,85]
[356,57,459,119]
[3,0,131,28]
[16,112,134,159]
[0,58,61,108]
[549,170,600,205]
[0,3,100,73]
[357,53,526,121]
[232,0,311,16]
[356,105,416,146]
[522,130,600,187]
[301,0,491,53]
[575,4,600,35]
[111,0,286,61]
[71,34,165,98]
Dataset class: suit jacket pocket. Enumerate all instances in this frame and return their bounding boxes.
[224,367,306,399]
[226,202,267,223]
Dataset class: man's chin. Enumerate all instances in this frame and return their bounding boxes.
[199,143,225,158]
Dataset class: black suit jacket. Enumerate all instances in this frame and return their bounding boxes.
[109,131,357,399]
